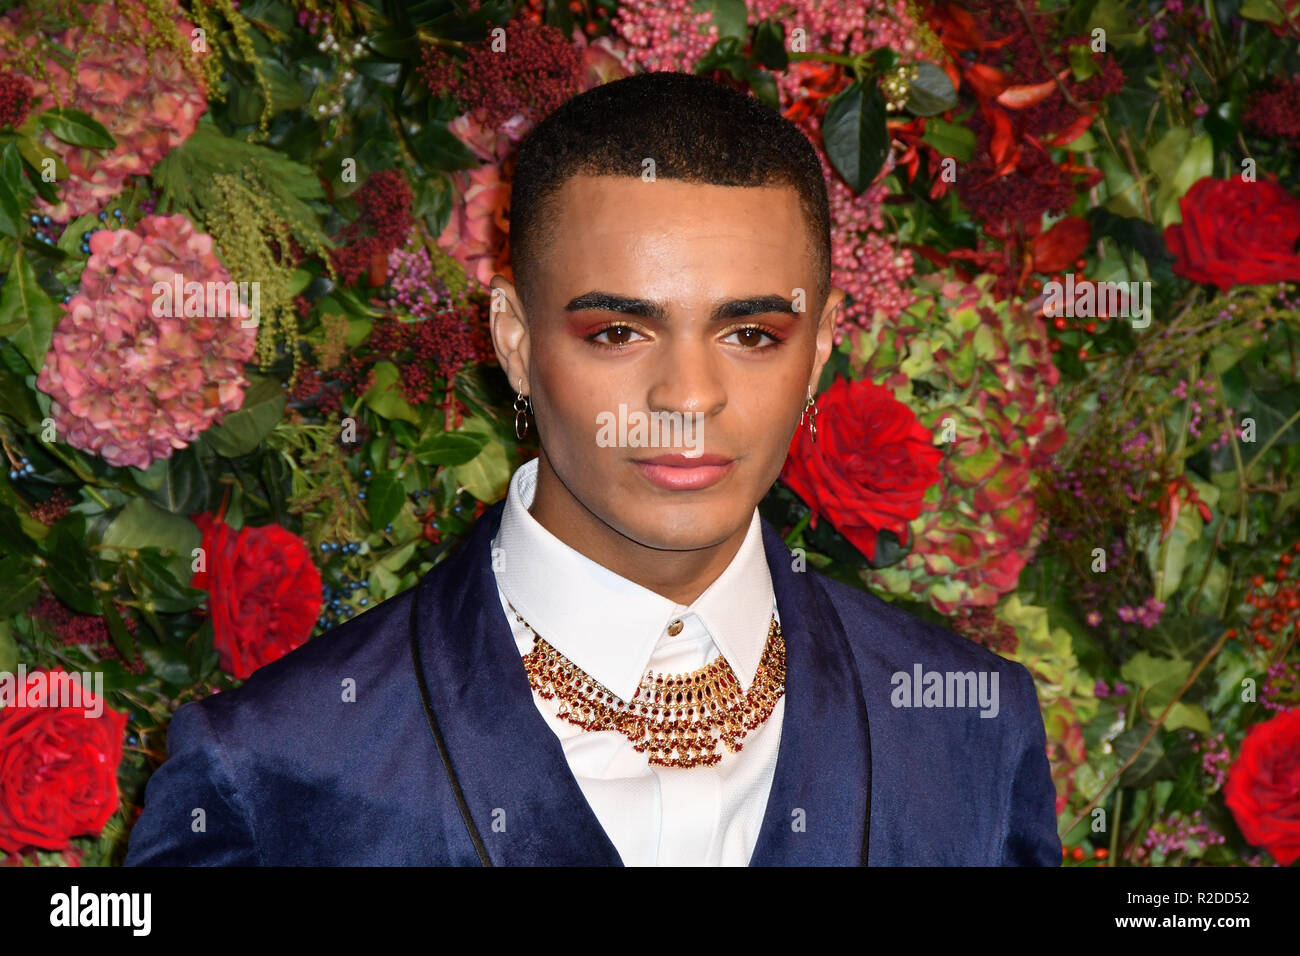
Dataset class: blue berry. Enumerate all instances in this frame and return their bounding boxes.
[29,214,38,224]
[98,212,107,221]
[357,491,366,500]
[112,209,122,218]
[359,598,368,606]
[41,215,51,224]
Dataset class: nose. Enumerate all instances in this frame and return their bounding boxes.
[644,333,728,422]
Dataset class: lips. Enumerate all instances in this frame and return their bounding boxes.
[632,453,733,467]
[631,454,737,491]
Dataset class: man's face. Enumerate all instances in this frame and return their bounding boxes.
[492,173,841,553]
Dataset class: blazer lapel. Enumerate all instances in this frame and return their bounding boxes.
[409,500,623,865]
[747,519,873,866]
[409,500,872,866]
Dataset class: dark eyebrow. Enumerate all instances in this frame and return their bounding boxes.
[563,291,798,323]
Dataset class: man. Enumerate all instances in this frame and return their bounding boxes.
[125,71,1060,866]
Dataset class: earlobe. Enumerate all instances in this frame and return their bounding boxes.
[489,275,530,384]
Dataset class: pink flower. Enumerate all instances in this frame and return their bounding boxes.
[36,215,258,470]
[437,163,513,288]
[0,0,207,222]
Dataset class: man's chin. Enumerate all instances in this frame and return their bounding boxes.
[604,504,752,554]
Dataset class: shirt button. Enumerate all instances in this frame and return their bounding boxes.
[667,619,684,636]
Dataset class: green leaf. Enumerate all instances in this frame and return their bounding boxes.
[38,108,116,149]
[141,644,192,685]
[361,360,420,424]
[98,498,202,584]
[134,551,206,614]
[201,375,287,457]
[414,431,489,466]
[0,248,58,369]
[451,416,510,503]
[1121,651,1192,689]
[905,61,958,117]
[1165,755,1206,813]
[0,621,16,675]
[1162,701,1211,734]
[822,81,889,194]
[367,472,405,531]
[921,117,975,161]
[56,213,98,258]
[752,20,788,70]
[1240,0,1284,24]
[693,0,748,40]
[1113,726,1175,788]
[135,447,211,515]
[1068,43,1100,82]
[0,554,39,618]
[100,599,137,664]
[0,141,24,238]
[408,124,478,172]
[43,516,99,615]
[0,360,40,425]
[15,134,68,183]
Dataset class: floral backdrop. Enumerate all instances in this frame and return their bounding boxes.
[0,0,1298,867]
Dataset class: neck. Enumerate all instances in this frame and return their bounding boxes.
[527,450,750,606]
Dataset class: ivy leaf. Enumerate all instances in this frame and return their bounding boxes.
[822,80,889,194]
[39,107,116,149]
[1113,726,1175,788]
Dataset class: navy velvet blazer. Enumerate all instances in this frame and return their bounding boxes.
[124,499,1061,866]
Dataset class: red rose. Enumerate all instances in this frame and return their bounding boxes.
[0,668,127,853]
[191,514,323,680]
[781,376,943,562]
[1224,708,1300,865]
[1163,177,1300,291]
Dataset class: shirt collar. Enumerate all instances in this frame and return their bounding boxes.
[492,457,776,702]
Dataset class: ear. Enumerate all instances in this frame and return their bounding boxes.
[489,274,531,394]
[809,286,845,393]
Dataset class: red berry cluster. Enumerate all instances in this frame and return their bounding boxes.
[331,170,413,287]
[1226,542,1300,652]
[418,18,585,131]
[0,69,33,129]
[29,592,146,673]
[1030,259,1108,359]
[29,488,73,526]
[1244,74,1300,148]
[520,0,611,37]
[1063,845,1110,862]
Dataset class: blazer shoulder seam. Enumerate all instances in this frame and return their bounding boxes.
[182,700,266,865]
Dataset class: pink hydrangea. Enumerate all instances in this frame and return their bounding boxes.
[36,215,258,470]
[0,0,206,222]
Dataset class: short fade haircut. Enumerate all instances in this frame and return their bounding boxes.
[508,71,832,314]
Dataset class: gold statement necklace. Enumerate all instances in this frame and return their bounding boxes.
[514,602,787,768]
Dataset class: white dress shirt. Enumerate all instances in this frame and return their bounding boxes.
[491,457,784,866]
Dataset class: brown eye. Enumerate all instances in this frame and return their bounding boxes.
[724,326,780,349]
[589,324,645,346]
